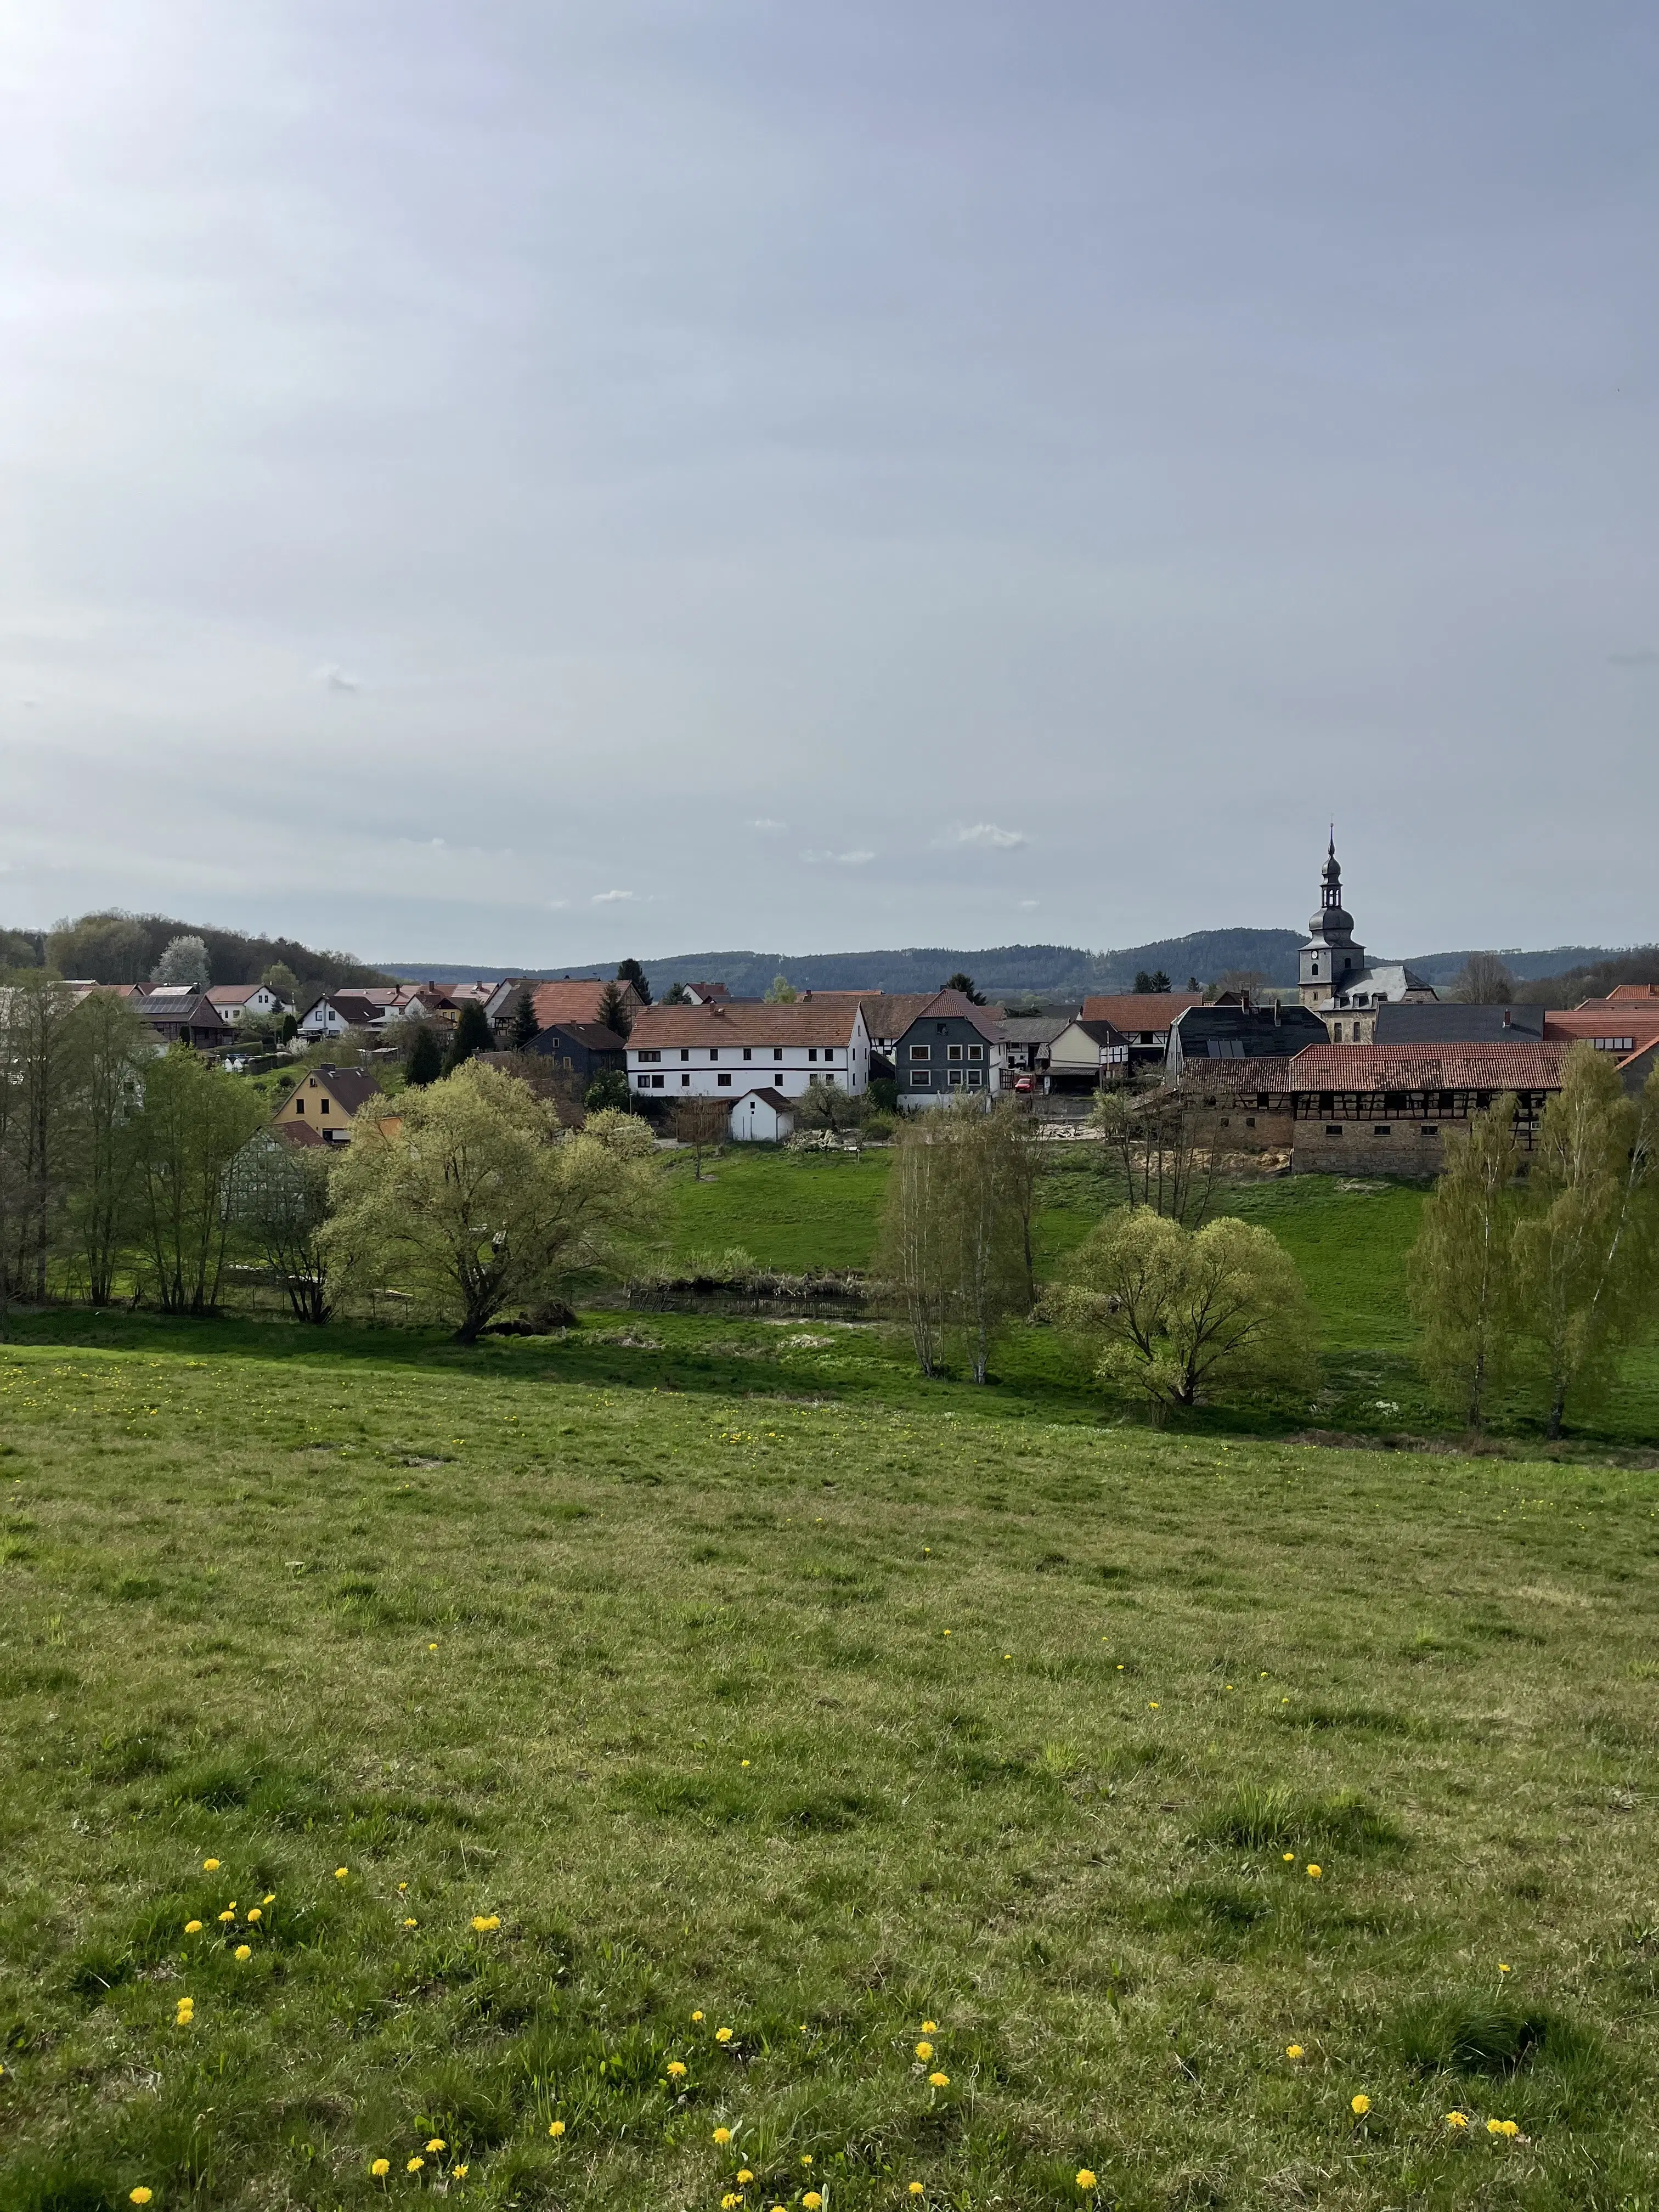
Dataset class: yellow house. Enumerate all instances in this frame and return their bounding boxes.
[271,1064,386,1146]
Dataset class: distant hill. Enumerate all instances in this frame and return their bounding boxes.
[1,911,395,995]
[387,932,1643,1000]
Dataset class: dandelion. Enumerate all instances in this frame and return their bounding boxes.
[692,2009,706,2022]
[921,2019,938,2033]
[184,1920,202,1934]
[803,2196,823,2211]
[403,1918,418,1928]
[713,2128,733,2146]
[234,1944,251,1961]
[722,2196,741,2209]
[548,2121,565,2138]
[1351,2095,1370,2117]
[667,2061,688,2079]
[1488,2119,1520,2138]
[929,2072,950,2088]
[1498,1962,1511,1974]
[1306,1864,1322,1881]
[915,2040,934,2061]
[1148,1702,1159,1711]
[453,2167,468,2181]
[1282,1852,1295,1863]
[716,2025,733,2043]
[129,2192,154,2206]
[407,2157,424,2173]
[370,2160,390,2179]
[471,1915,500,1932]
[1076,2172,1098,2192]
[910,2186,926,2198]
[801,2155,814,2167]
[1446,2112,1468,2130]
[217,1910,236,1924]
[202,1858,219,1871]
[1285,2045,1304,2061]
[262,1893,275,1905]
[246,1909,262,1923]
[737,2171,754,2185]
[426,2139,446,2153]
[741,1759,751,1768]
[335,1867,349,1881]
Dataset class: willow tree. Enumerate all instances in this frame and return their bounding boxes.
[877,1099,1032,1382]
[131,1048,265,1313]
[1407,1095,1521,1430]
[324,1062,661,1341]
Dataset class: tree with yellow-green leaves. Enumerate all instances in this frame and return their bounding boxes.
[324,1060,661,1342]
[1407,1093,1521,1430]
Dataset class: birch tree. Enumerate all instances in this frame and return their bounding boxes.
[1407,1095,1521,1429]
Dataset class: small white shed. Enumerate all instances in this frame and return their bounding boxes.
[730,1086,795,1143]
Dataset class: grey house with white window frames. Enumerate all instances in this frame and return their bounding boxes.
[891,991,1007,1108]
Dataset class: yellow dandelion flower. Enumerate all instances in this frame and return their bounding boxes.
[692,2009,705,2022]
[1489,2118,1520,2138]
[915,2040,934,2061]
[1148,1701,1159,1710]
[407,2157,424,2173]
[403,1917,418,1928]
[801,2155,813,2167]
[910,2186,926,2198]
[425,2139,446,2153]
[737,2170,754,2184]
[246,1909,262,1923]
[335,1867,349,1881]
[184,1920,202,1934]
[1351,2095,1370,2117]
[453,2166,468,2181]
[1306,1864,1323,1880]
[370,2159,391,2178]
[1446,2112,1468,2130]
[741,1759,751,1768]
[1498,1962,1511,1974]
[712,2126,732,2145]
[1285,2045,1304,2061]
[202,1858,219,1871]
[715,2025,733,2043]
[1282,1852,1294,1863]
[217,1910,236,1924]
[803,2195,823,2211]
[398,1882,409,1892]
[928,2071,950,2088]
[129,2192,154,2206]
[1076,2171,1098,2192]
[722,2196,741,2210]
[667,2061,687,2078]
[234,1944,251,1961]
[921,2020,938,2033]
[548,2120,565,2138]
[262,1893,275,1905]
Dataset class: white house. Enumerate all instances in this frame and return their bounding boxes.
[207,983,294,1025]
[729,1087,795,1142]
[297,991,385,1040]
[627,998,871,1100]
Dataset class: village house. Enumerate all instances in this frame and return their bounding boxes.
[207,982,294,1025]
[627,997,871,1099]
[130,988,234,1051]
[996,1007,1080,1076]
[297,991,387,1040]
[1045,1018,1132,1091]
[890,991,1007,1107]
[729,1086,795,1142]
[1282,1040,1592,1175]
[1165,1000,1327,1079]
[528,1020,628,1086]
[271,1064,387,1145]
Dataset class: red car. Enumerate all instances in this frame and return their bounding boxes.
[1014,1075,1035,1094]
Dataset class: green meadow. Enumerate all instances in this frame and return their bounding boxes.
[1,1148,1657,2209]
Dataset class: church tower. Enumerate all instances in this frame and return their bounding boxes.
[1299,834,1365,1009]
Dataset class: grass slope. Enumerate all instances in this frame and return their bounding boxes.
[1,1342,1657,2210]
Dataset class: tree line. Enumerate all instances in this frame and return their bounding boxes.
[0,980,662,1339]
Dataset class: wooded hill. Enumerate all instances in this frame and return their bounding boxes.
[0,912,394,997]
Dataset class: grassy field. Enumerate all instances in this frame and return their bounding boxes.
[1,1340,1657,2210]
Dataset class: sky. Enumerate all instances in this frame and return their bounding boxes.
[2,2,1656,966]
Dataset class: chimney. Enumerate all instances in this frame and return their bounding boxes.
[1502,1008,1511,1029]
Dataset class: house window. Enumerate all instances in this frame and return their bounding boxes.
[1373,1126,1392,1136]
[948,1068,963,1086]
[320,1098,329,1114]
[295,1097,304,1114]
[808,1048,817,1062]
[709,1048,719,1060]
[681,1073,691,1087]
[948,1043,962,1060]
[774,1047,783,1060]
[967,1068,981,1087]
[680,1048,690,1062]
[743,1047,752,1060]
[717,1073,731,1087]
[968,1044,983,1060]
[910,1045,929,1061]
[912,1069,931,1087]
[651,1074,664,1088]
[638,1049,661,1063]
[1326,1125,1344,1136]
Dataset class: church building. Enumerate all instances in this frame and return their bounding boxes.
[1297,837,1437,1043]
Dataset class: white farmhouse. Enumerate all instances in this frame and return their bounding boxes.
[627,998,872,1100]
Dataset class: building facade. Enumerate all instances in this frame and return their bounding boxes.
[627,998,871,1099]
[892,994,1007,1108]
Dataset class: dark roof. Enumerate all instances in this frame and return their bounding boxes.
[734,1086,793,1111]
[1373,1003,1546,1044]
[1172,1004,1327,1059]
[997,1013,1075,1044]
[1289,1042,1573,1090]
[886,990,1003,1045]
[534,1022,629,1052]
[131,991,228,1027]
[279,1065,383,1116]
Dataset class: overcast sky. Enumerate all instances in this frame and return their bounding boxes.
[3,3,1655,966]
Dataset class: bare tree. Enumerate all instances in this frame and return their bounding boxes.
[1453,951,1518,1005]
[1090,1079,1223,1227]
[671,1094,729,1181]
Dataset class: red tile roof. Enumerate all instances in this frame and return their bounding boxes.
[1081,992,1205,1032]
[529,979,637,1031]
[861,989,1003,1042]
[628,998,869,1050]
[1288,1041,1573,1090]
[1545,1012,1659,1044]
